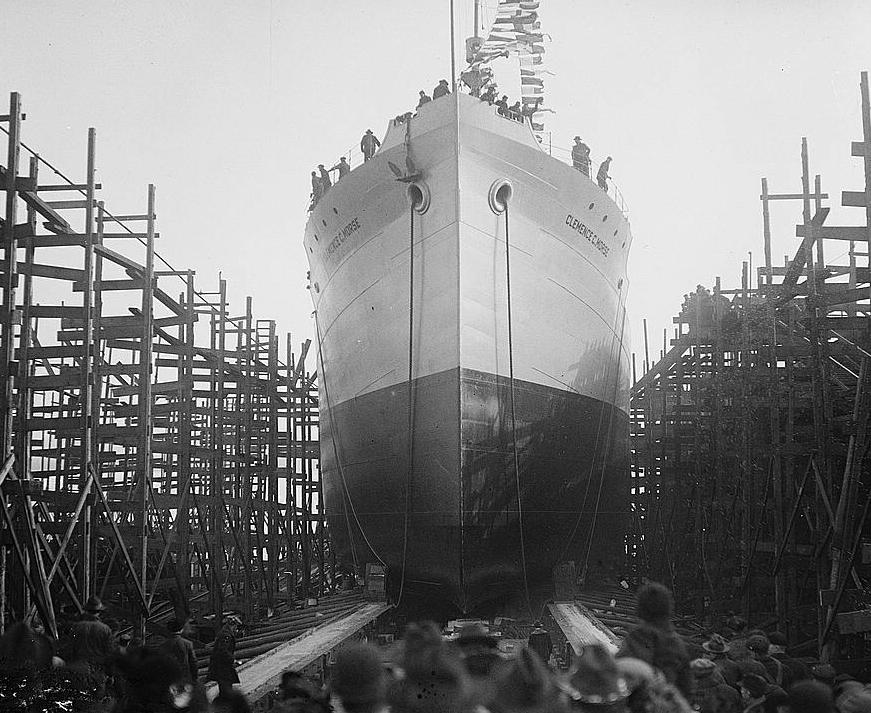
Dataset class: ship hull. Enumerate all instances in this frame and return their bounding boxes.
[321,367,628,611]
[305,93,633,611]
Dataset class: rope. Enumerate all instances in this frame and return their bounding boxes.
[558,278,627,566]
[504,204,532,615]
[579,293,629,577]
[396,203,416,607]
[312,309,385,570]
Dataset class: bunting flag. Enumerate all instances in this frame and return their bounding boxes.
[465,0,551,138]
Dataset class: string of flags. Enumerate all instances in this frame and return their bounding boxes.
[463,0,551,135]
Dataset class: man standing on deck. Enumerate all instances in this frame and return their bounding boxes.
[318,164,332,193]
[433,79,451,99]
[310,171,323,209]
[572,137,591,177]
[417,89,432,109]
[331,157,350,181]
[360,129,381,161]
[597,156,612,192]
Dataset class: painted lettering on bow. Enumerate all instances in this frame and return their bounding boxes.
[565,213,609,258]
[326,217,361,256]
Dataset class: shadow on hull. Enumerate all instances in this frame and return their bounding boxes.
[321,368,629,612]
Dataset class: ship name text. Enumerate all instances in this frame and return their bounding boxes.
[565,214,609,257]
[326,217,362,256]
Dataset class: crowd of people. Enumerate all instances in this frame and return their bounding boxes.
[308,78,617,212]
[0,580,868,712]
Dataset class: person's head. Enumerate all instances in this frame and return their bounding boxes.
[312,171,317,176]
[786,680,834,713]
[83,595,106,618]
[767,631,788,654]
[330,642,385,713]
[702,633,730,658]
[389,621,477,712]
[740,673,768,702]
[318,164,325,170]
[574,136,581,143]
[419,90,426,96]
[0,622,53,669]
[746,634,770,658]
[811,663,836,686]
[689,657,720,684]
[340,157,347,163]
[565,644,629,711]
[366,128,373,134]
[501,95,508,100]
[606,156,612,161]
[490,647,566,713]
[635,582,673,624]
[440,79,448,85]
[836,686,871,713]
[114,648,185,707]
[165,617,187,635]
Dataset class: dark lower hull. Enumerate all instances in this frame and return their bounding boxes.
[320,367,629,612]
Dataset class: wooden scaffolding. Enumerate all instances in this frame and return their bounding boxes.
[630,72,871,662]
[0,91,331,638]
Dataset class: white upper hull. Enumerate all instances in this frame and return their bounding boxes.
[305,93,631,414]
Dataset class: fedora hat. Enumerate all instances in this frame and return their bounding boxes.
[84,595,106,613]
[702,633,730,654]
[563,644,629,705]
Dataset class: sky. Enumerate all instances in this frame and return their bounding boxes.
[2,0,870,365]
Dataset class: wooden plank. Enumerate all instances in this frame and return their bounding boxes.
[761,192,829,201]
[796,224,869,241]
[29,305,85,319]
[94,244,143,273]
[72,278,145,292]
[27,373,82,389]
[45,200,92,210]
[852,141,870,157]
[21,235,86,248]
[842,191,870,208]
[21,345,83,359]
[21,263,86,281]
[548,602,619,655]
[210,603,390,703]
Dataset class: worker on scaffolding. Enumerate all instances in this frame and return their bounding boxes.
[597,156,612,192]
[572,137,591,177]
[360,129,381,162]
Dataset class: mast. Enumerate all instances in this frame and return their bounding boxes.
[450,0,457,92]
[474,0,480,39]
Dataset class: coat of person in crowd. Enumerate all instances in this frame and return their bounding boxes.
[527,621,553,665]
[112,646,190,713]
[455,622,502,677]
[782,680,834,713]
[616,656,693,713]
[766,632,811,685]
[688,658,741,713]
[617,581,693,698]
[159,616,198,684]
[739,672,785,713]
[745,634,787,688]
[387,621,480,713]
[329,642,386,713]
[490,646,569,713]
[208,619,240,697]
[66,595,119,695]
[701,634,742,689]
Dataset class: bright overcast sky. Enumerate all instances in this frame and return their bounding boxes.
[2,0,870,364]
